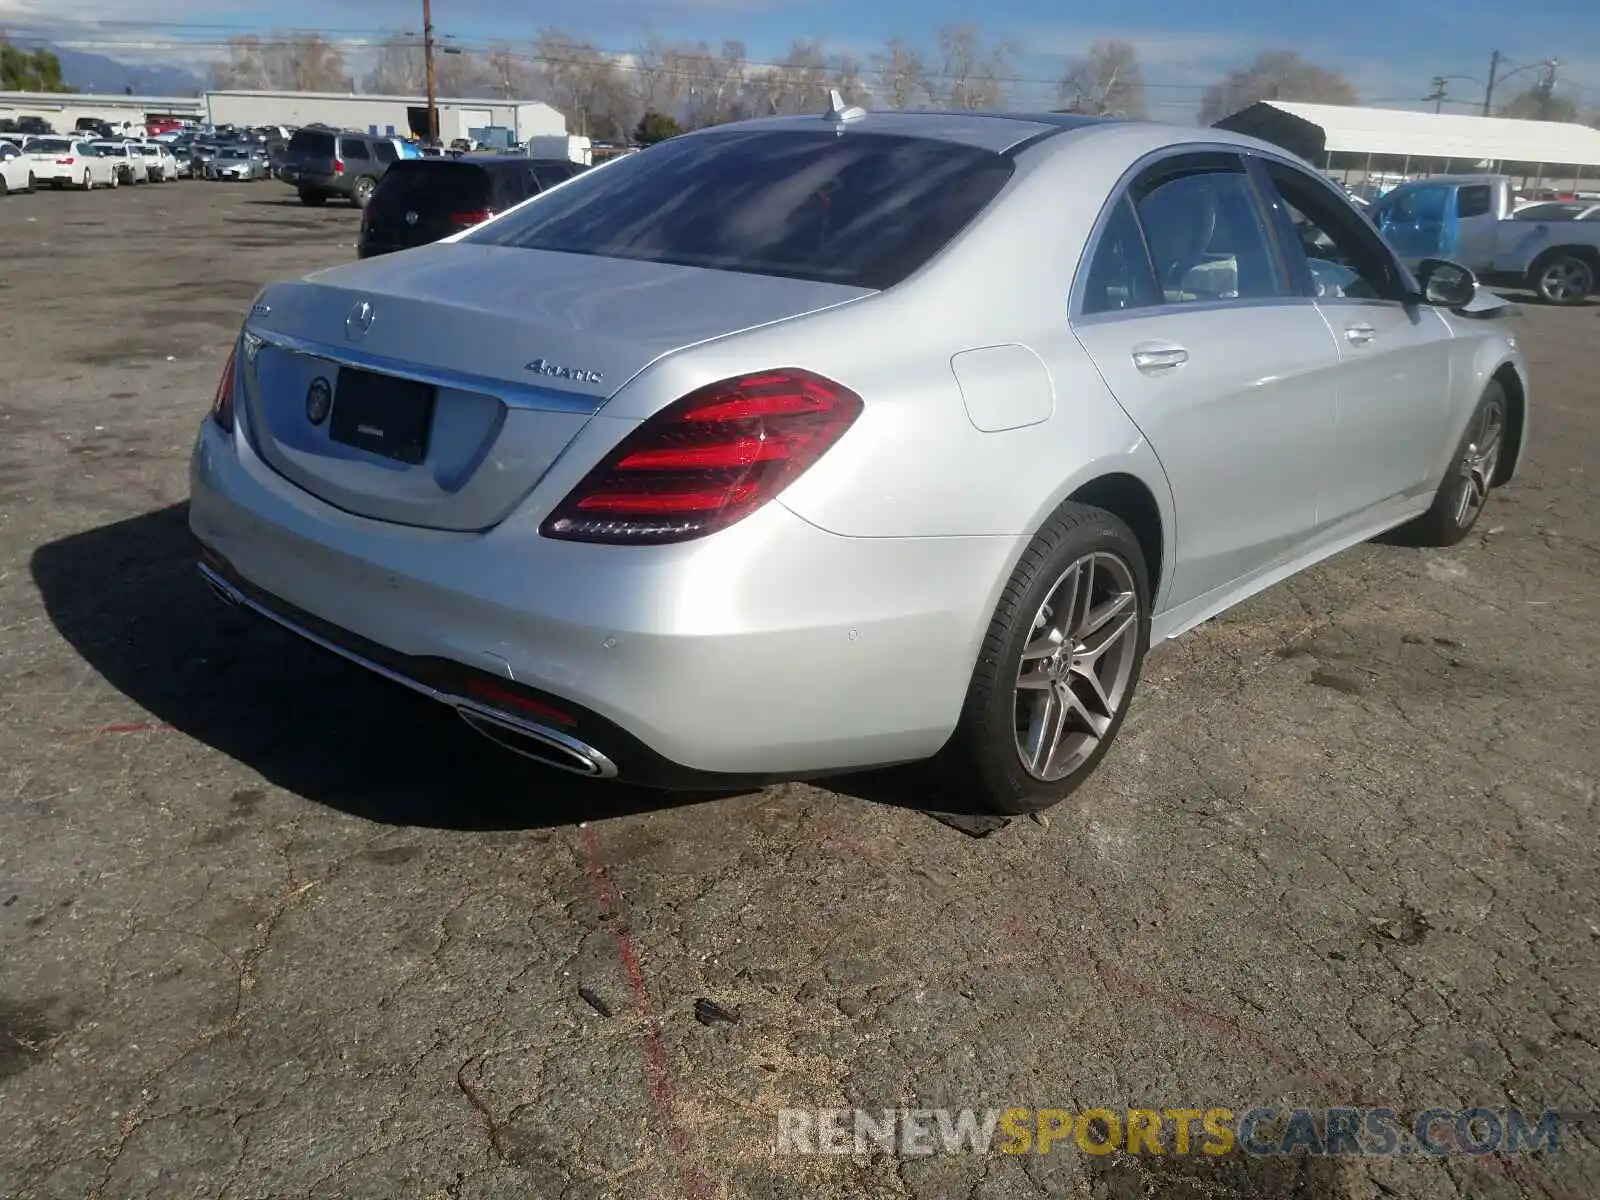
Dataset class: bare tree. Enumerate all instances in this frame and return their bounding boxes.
[871,36,932,111]
[830,53,870,107]
[1197,49,1356,124]
[483,42,536,100]
[935,24,1015,111]
[212,32,351,92]
[1057,40,1146,118]
[1498,85,1580,123]
[530,29,635,139]
[362,34,424,94]
[633,34,692,116]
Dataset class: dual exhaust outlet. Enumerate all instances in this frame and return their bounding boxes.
[199,565,617,778]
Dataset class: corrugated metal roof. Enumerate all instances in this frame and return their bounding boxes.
[1262,101,1600,167]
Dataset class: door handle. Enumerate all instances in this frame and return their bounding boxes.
[1344,323,1377,346]
[1131,344,1189,372]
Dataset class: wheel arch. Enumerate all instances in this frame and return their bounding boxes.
[1490,360,1528,486]
[1065,472,1167,608]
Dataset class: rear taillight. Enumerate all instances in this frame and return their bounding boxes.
[450,208,492,226]
[541,368,863,545]
[57,156,74,165]
[211,344,237,432]
[333,158,344,175]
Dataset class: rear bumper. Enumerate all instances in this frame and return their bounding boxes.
[189,419,1020,781]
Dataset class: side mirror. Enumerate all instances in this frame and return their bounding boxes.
[1415,257,1478,308]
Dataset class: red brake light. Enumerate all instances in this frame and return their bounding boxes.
[450,208,492,226]
[333,158,344,174]
[57,156,75,165]
[541,368,862,544]
[211,344,238,431]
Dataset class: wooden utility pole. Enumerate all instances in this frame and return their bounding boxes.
[422,0,438,145]
[1427,76,1447,112]
[1482,49,1501,116]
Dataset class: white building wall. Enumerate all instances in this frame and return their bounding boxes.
[203,92,566,142]
[0,91,202,132]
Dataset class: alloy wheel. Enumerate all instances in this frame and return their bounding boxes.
[1540,259,1593,303]
[1014,551,1140,782]
[1454,395,1506,527]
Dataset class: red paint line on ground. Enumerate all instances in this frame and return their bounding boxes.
[579,824,709,1200]
[999,920,1578,1200]
[51,722,177,737]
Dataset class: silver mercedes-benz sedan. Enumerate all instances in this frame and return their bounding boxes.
[190,105,1529,813]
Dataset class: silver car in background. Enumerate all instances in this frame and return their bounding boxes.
[208,146,271,181]
[191,107,1529,813]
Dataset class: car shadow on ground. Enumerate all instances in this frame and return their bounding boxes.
[29,503,739,831]
[30,503,973,832]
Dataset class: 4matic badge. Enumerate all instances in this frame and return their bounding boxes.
[526,357,603,385]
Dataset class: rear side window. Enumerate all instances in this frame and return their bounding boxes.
[288,130,335,156]
[371,161,491,211]
[341,138,371,161]
[1457,185,1492,218]
[372,141,398,164]
[465,130,1015,289]
[1081,197,1161,314]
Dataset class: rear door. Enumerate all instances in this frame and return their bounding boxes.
[1255,156,1454,521]
[1071,151,1341,609]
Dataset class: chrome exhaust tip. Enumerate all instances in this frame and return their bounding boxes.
[456,705,618,778]
[200,566,242,606]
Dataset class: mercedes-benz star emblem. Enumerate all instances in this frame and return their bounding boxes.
[404,210,419,225]
[345,300,374,341]
[305,377,332,425]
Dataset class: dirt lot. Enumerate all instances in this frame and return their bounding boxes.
[0,180,1596,1200]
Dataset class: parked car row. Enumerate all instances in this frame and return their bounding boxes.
[0,132,288,193]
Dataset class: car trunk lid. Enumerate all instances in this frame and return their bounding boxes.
[239,242,871,532]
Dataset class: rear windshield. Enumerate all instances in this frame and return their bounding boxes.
[465,130,1015,289]
[30,139,70,154]
[289,130,336,156]
[373,161,492,209]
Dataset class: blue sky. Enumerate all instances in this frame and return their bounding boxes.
[6,0,1599,118]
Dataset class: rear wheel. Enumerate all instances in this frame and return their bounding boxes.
[83,169,93,190]
[1531,253,1594,305]
[945,504,1150,814]
[298,188,326,206]
[351,175,377,207]
[27,172,36,191]
[1392,382,1507,547]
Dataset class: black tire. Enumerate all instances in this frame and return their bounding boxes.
[1529,252,1594,305]
[27,172,36,191]
[351,175,376,208]
[943,503,1152,814]
[299,189,327,206]
[1391,382,1508,548]
[0,177,7,197]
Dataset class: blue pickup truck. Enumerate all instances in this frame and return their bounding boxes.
[1370,174,1600,305]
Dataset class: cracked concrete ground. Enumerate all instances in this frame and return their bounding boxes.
[1,183,1596,1200]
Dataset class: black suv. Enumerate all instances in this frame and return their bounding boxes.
[357,155,587,258]
[279,128,408,208]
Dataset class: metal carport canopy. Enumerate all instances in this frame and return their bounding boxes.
[1251,101,1600,167]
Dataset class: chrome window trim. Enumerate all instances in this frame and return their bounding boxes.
[1072,293,1318,328]
[246,325,608,415]
[1068,140,1302,325]
[1246,150,1422,303]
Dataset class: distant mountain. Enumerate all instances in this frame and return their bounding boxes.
[49,43,205,97]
